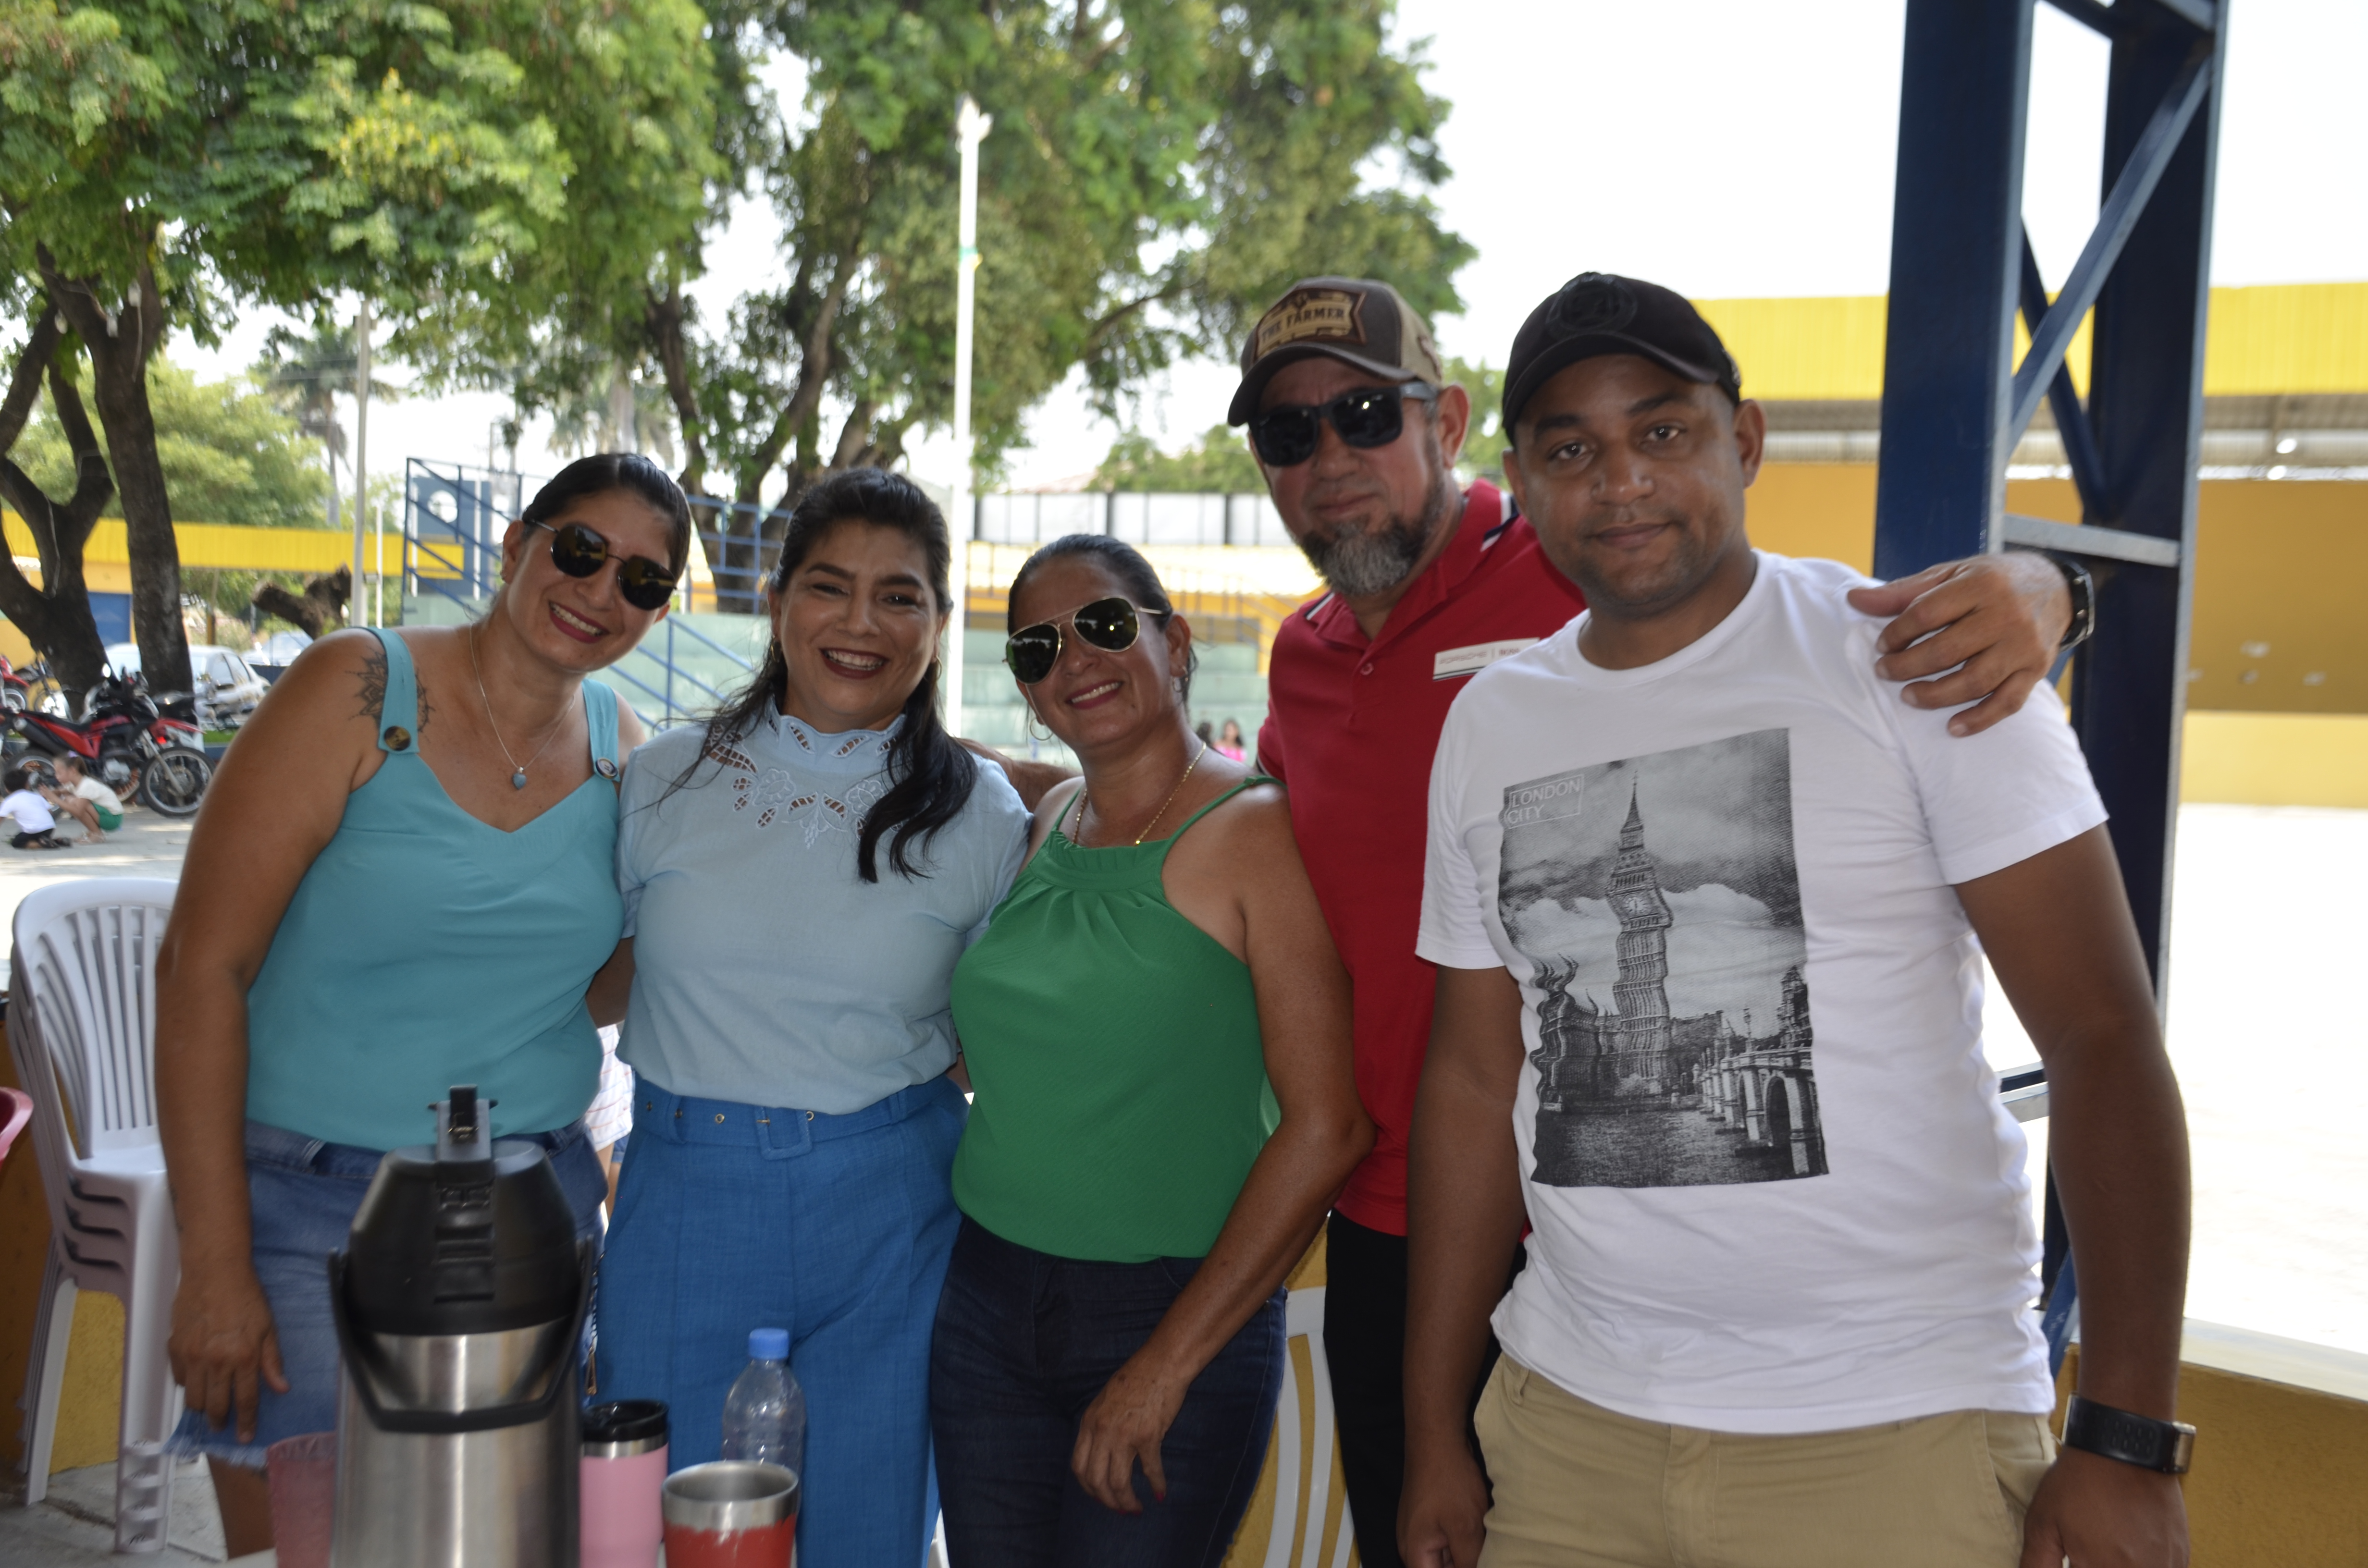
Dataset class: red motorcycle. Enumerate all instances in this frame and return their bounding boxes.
[4,672,212,816]
[0,656,31,715]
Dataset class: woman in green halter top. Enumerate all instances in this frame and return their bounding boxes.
[936,537,1370,1567]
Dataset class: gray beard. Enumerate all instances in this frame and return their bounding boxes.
[1297,481,1457,600]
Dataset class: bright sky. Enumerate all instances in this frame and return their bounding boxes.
[169,0,2364,496]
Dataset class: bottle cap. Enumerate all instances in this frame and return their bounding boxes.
[748,1327,789,1360]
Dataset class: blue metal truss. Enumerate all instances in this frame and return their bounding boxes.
[1874,0,2226,1300]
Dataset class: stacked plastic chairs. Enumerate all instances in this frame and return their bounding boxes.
[9,878,182,1552]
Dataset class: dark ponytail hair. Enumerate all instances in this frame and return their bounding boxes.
[1007,534,1198,704]
[693,468,977,883]
[517,453,694,577]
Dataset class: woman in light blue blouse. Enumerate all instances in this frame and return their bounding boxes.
[593,470,1029,1568]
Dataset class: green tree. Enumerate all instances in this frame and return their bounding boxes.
[255,311,401,515]
[0,314,114,701]
[15,359,333,529]
[522,0,1473,608]
[1,0,717,684]
[1095,426,1264,493]
[1446,356,1508,483]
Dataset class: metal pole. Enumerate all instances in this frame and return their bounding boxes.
[351,299,372,629]
[946,94,991,735]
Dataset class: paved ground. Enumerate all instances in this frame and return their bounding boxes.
[0,1461,224,1565]
[0,812,192,987]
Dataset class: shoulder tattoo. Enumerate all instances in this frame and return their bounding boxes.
[355,644,387,722]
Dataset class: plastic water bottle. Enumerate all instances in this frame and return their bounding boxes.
[719,1327,806,1481]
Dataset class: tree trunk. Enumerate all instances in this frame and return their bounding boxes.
[40,252,190,692]
[0,307,120,711]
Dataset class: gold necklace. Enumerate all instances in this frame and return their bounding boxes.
[1073,740,1209,847]
[469,624,570,790]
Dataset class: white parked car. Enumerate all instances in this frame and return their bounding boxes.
[106,642,271,727]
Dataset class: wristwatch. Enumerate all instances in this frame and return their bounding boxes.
[2061,1395,2195,1474]
[2035,550,2097,653]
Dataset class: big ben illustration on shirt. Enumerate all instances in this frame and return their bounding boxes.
[1497,728,1828,1188]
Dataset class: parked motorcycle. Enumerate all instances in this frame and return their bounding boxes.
[0,657,28,715]
[3,672,212,816]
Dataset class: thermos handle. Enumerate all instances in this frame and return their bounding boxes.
[325,1240,594,1436]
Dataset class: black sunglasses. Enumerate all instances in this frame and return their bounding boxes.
[1248,381,1438,467]
[530,520,680,612]
[1004,597,1153,685]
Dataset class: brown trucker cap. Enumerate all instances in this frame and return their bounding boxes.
[1227,278,1446,426]
[1502,273,1742,434]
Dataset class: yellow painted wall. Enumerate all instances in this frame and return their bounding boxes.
[2182,713,2368,808]
[2059,1346,2368,1568]
[1698,281,2368,401]
[1743,466,2368,719]
[0,1026,134,1477]
[1,514,399,575]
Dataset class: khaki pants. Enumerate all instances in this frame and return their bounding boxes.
[1473,1355,2055,1568]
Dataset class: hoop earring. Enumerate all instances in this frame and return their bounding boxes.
[1023,693,1054,746]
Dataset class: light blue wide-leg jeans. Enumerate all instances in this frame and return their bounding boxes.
[594,1074,965,1568]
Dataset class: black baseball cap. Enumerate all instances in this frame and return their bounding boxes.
[1227,277,1446,427]
[1502,273,1741,435]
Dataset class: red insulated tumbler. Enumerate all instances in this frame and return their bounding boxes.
[661,1461,799,1568]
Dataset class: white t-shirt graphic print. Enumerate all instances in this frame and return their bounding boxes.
[1418,551,2106,1433]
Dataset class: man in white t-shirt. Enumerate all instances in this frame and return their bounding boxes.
[1400,275,2191,1568]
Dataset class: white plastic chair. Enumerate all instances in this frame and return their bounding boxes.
[1256,1286,1357,1568]
[9,878,182,1552]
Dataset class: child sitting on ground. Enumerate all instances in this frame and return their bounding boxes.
[46,753,125,842]
[1,765,69,849]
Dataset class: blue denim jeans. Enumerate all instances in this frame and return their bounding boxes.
[931,1217,1286,1568]
[170,1117,605,1467]
[593,1074,965,1568]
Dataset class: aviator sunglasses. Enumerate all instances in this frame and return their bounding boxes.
[1247,380,1438,467]
[528,520,680,612]
[1004,597,1153,684]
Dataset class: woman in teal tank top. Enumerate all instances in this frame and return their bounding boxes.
[154,456,689,1556]
[936,537,1370,1567]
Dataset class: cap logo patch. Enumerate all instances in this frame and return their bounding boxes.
[1255,287,1367,360]
[1547,273,1637,337]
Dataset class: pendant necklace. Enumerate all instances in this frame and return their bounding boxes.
[1074,740,1208,847]
[470,624,569,790]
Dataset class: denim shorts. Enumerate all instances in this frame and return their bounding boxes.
[170,1117,605,1467]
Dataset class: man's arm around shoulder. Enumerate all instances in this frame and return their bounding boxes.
[1848,550,2073,737]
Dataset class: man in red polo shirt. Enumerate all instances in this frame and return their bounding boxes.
[1228,277,2074,1568]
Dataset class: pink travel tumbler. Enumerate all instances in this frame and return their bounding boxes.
[581,1399,669,1568]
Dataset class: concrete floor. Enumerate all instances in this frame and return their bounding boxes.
[0,1461,223,1565]
[0,811,192,990]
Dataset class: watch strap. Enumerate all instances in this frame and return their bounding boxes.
[2039,550,2096,652]
[2062,1395,2195,1474]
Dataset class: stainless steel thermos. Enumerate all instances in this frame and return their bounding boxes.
[328,1086,591,1568]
